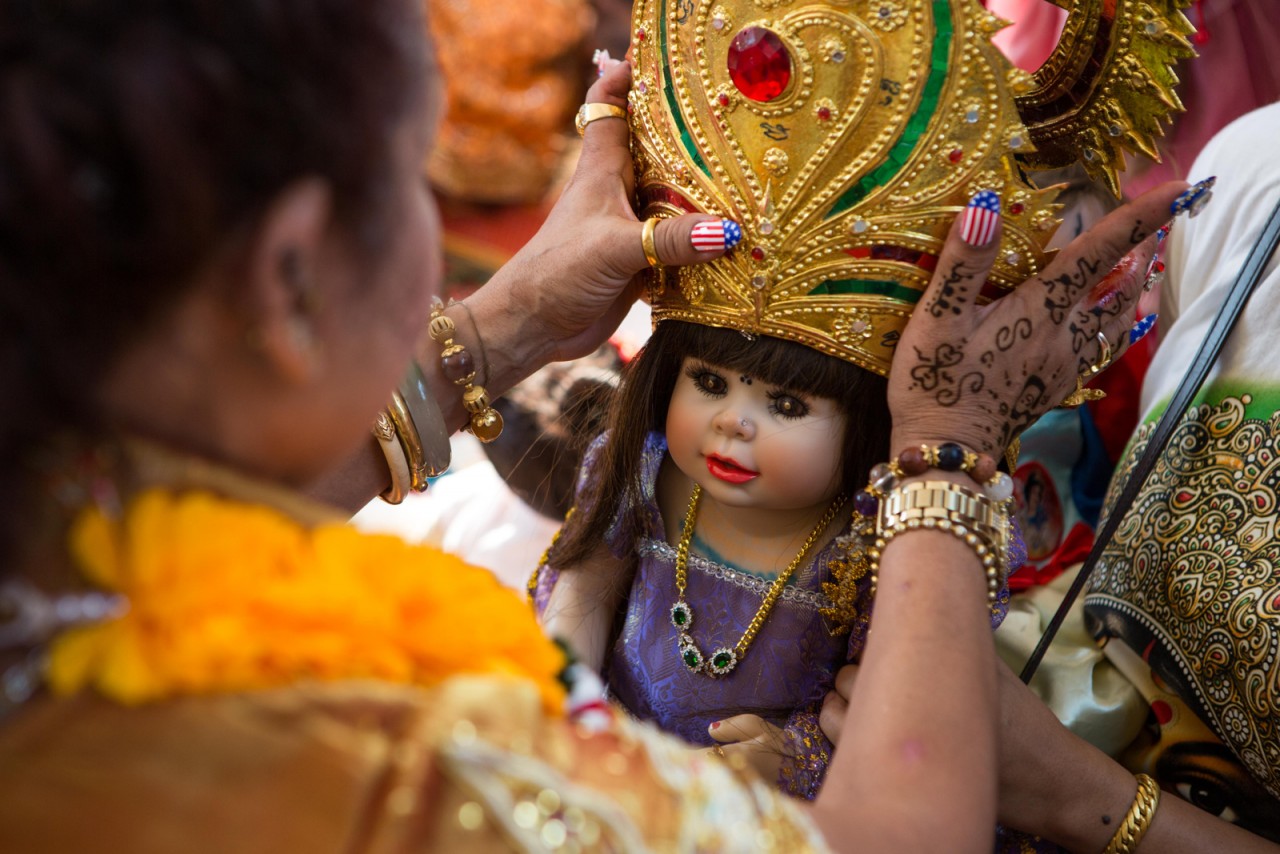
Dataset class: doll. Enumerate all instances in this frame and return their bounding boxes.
[532,318,1012,799]
[532,0,1190,802]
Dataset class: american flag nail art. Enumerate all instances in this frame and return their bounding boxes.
[960,190,1001,247]
[691,219,743,252]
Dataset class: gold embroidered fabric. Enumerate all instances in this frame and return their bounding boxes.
[1087,394,1280,801]
[0,678,829,852]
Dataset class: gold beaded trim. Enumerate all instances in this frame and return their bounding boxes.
[429,303,504,444]
[1102,773,1161,854]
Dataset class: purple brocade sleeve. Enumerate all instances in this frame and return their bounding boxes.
[987,517,1027,630]
[531,432,666,619]
[530,563,558,618]
[777,704,832,801]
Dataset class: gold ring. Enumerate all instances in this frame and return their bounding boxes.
[575,102,627,136]
[712,745,726,759]
[1089,329,1114,376]
[641,217,663,269]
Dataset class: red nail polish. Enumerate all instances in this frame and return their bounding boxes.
[710,720,721,730]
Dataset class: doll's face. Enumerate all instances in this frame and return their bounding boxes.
[666,357,846,511]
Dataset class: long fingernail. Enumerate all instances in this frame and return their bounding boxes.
[1142,259,1165,292]
[1130,313,1158,344]
[593,48,612,77]
[1171,177,1215,218]
[960,190,1001,247]
[691,218,743,252]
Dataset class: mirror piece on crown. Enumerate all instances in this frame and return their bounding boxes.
[629,0,1195,377]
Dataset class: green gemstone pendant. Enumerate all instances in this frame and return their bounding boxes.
[670,601,693,629]
[708,647,738,676]
[680,641,704,672]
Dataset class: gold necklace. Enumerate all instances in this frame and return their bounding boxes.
[670,484,846,677]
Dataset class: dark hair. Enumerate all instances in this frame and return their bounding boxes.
[0,0,426,562]
[552,320,891,567]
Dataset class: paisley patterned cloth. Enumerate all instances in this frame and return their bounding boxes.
[535,432,1014,799]
[1083,102,1280,840]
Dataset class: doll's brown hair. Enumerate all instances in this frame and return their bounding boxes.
[551,320,891,568]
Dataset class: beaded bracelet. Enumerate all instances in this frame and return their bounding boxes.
[867,442,1014,502]
[428,301,504,443]
[1102,773,1160,854]
[867,480,1010,607]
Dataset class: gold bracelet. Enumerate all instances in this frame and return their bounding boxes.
[372,412,412,504]
[429,302,504,443]
[1102,773,1160,854]
[869,480,1011,607]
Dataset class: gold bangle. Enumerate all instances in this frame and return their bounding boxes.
[385,391,429,491]
[869,480,1011,608]
[641,217,663,269]
[429,302,504,443]
[1102,773,1160,854]
[372,412,412,504]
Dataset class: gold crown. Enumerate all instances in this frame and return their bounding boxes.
[629,0,1193,376]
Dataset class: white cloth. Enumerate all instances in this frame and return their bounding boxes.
[352,434,558,592]
[1140,101,1280,419]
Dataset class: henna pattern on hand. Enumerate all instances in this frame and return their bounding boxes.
[994,317,1033,352]
[908,342,963,392]
[937,371,986,406]
[997,374,1052,450]
[925,262,968,318]
[1041,255,1106,323]
[1128,219,1150,245]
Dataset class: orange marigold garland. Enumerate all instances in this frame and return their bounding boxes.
[48,490,566,712]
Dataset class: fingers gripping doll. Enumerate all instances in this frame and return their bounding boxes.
[530,0,1193,800]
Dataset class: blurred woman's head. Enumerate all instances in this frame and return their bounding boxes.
[0,0,440,556]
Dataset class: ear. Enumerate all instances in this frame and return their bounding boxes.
[242,178,333,384]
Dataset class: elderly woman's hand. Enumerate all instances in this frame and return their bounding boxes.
[478,60,735,366]
[888,182,1187,457]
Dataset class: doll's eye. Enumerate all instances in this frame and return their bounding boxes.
[768,392,810,419]
[686,365,728,396]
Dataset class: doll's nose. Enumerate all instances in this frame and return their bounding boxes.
[713,408,754,440]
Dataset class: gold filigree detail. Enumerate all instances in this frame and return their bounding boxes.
[1087,393,1280,800]
[866,1,908,31]
[833,311,873,345]
[819,36,846,63]
[373,412,396,441]
[709,5,733,34]
[762,147,790,177]
[820,526,872,636]
[679,265,711,304]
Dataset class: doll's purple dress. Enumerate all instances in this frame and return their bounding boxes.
[534,432,1016,799]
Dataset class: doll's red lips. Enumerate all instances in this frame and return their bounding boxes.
[706,454,759,484]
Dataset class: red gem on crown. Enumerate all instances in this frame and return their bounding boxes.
[727,27,791,103]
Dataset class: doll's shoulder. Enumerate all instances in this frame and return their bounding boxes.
[575,430,668,509]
